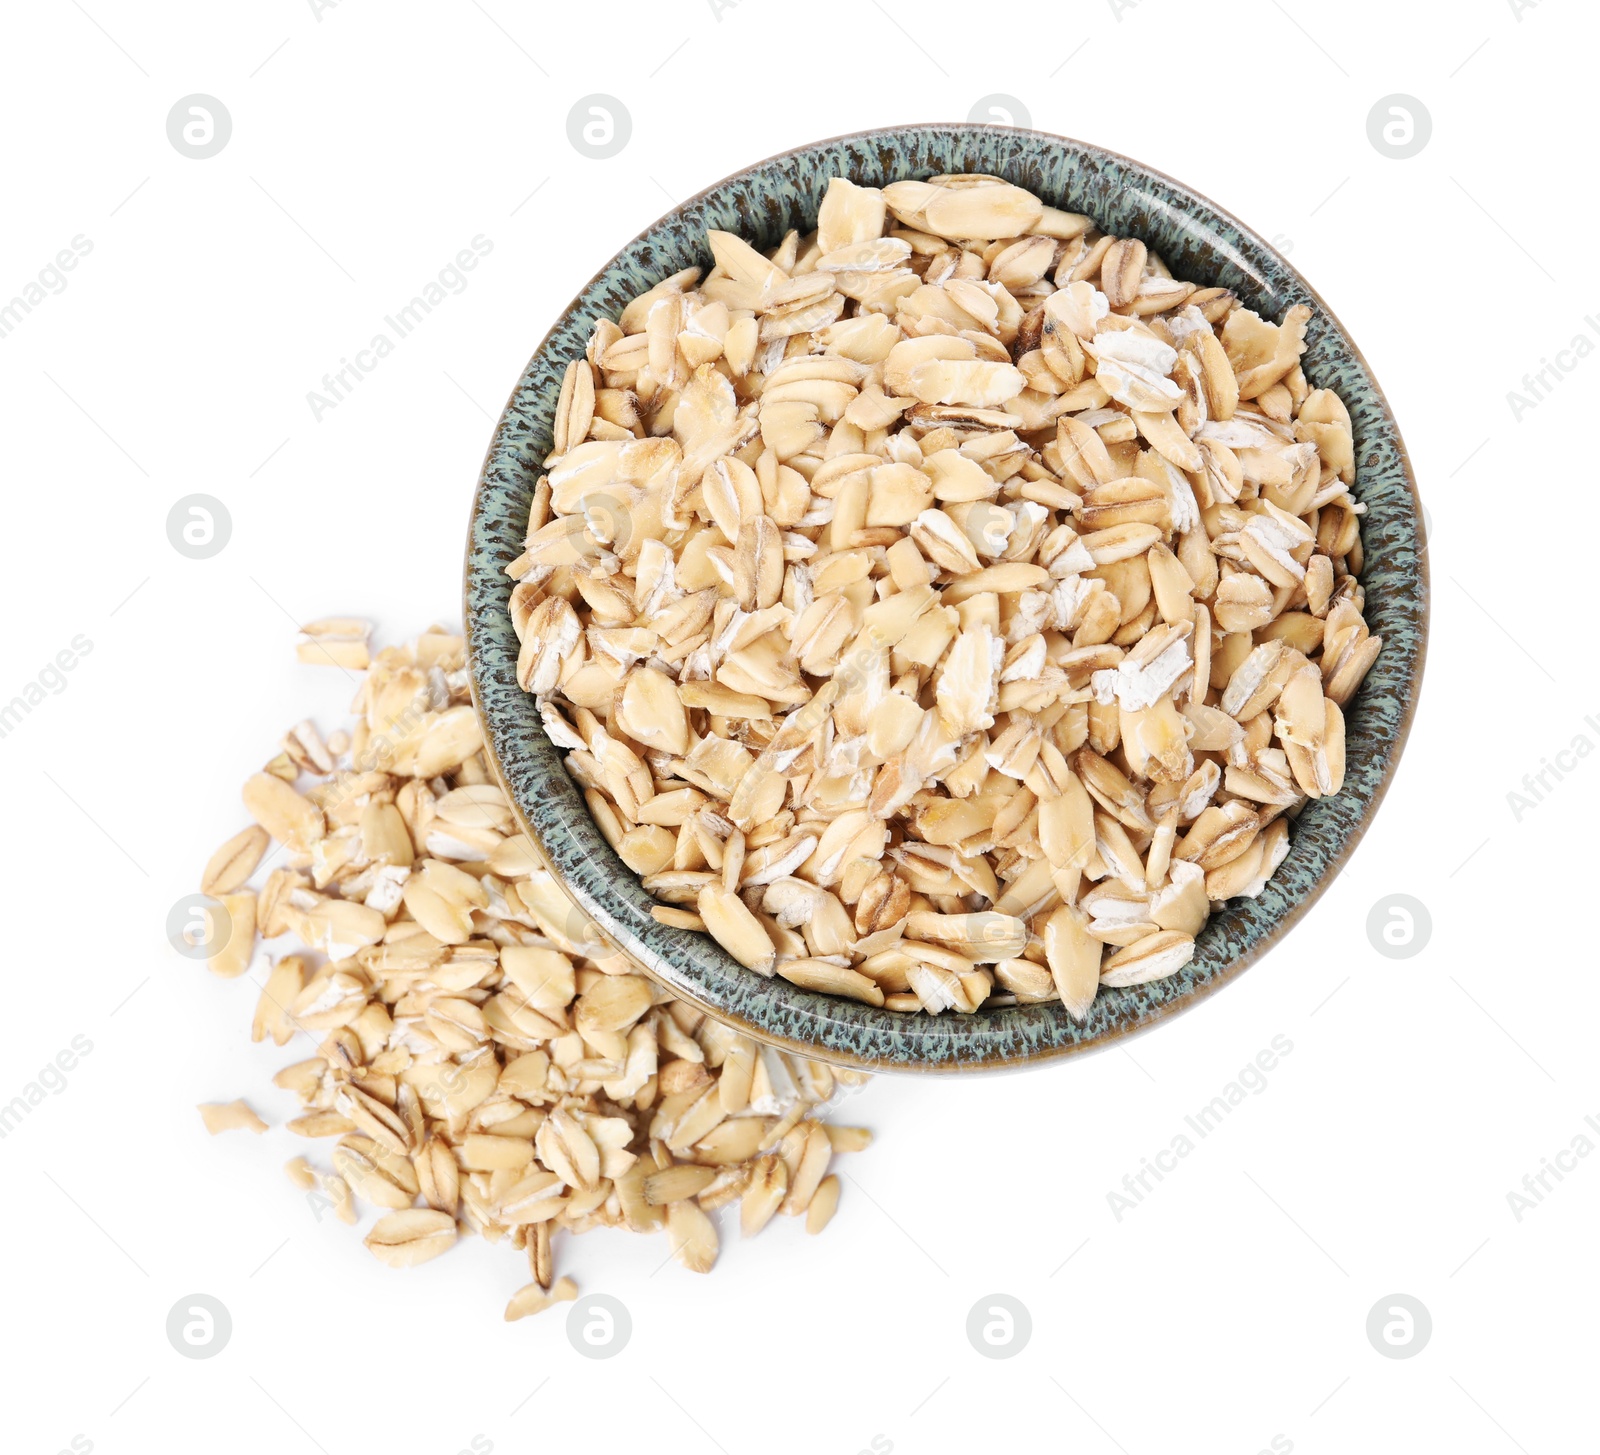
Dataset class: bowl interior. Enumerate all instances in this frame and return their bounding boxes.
[465,124,1427,1072]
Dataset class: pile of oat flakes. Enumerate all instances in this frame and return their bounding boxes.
[198,621,869,1318]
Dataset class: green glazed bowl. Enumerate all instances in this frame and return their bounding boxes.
[465,123,1428,1073]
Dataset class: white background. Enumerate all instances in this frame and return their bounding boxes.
[2,1,1594,1452]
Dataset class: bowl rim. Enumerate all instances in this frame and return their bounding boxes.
[464,120,1429,1074]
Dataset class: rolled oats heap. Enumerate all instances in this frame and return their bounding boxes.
[200,625,870,1316]
[511,171,1382,1020]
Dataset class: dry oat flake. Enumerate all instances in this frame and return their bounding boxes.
[509,171,1379,1020]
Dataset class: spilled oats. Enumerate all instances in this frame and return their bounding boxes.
[195,626,870,1316]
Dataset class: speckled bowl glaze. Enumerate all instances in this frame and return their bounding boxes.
[465,124,1427,1074]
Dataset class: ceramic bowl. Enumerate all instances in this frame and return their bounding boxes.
[464,123,1428,1073]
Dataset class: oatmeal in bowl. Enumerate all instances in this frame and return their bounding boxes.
[465,126,1425,1071]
